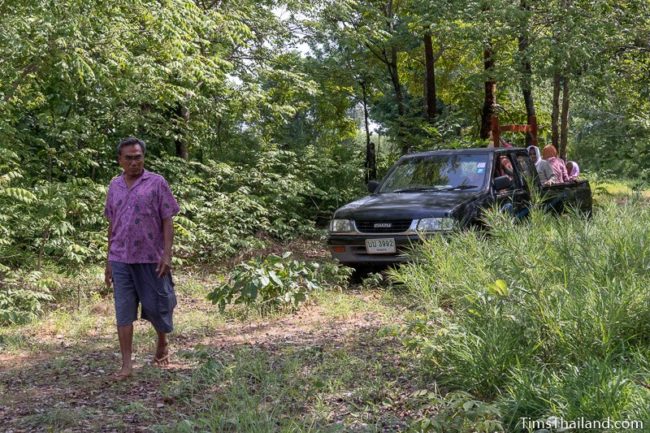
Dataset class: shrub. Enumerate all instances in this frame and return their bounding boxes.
[393,201,650,429]
[149,147,363,262]
[0,145,363,322]
[0,269,55,325]
[207,252,351,315]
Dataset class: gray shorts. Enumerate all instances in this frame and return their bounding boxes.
[110,261,177,333]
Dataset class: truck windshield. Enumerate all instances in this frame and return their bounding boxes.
[379,154,489,193]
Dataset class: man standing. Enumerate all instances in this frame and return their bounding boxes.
[104,137,180,380]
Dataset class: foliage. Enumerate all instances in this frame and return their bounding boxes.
[1,1,648,428]
[0,270,55,325]
[304,0,650,174]
[409,391,504,433]
[0,144,362,322]
[392,201,650,429]
[0,0,649,331]
[150,146,363,261]
[207,252,351,315]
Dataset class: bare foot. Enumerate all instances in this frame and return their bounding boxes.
[112,365,133,381]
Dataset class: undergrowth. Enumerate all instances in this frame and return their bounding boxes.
[207,252,352,315]
[0,147,363,324]
[392,200,650,432]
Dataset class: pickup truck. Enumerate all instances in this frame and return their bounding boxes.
[327,147,592,269]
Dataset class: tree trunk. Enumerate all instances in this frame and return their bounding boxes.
[560,76,570,159]
[480,46,496,139]
[424,32,436,122]
[174,104,189,160]
[518,0,536,146]
[387,51,405,120]
[367,142,376,184]
[361,80,376,182]
[551,72,561,149]
[216,118,222,150]
[385,0,408,154]
[386,44,409,152]
[175,141,188,160]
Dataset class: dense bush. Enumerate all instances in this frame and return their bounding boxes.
[0,270,55,325]
[207,252,352,315]
[392,201,650,432]
[150,146,363,261]
[0,145,363,324]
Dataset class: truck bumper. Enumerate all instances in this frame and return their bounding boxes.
[326,234,423,265]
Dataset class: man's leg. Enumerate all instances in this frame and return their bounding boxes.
[117,324,134,377]
[133,264,176,366]
[154,329,169,365]
[110,261,139,379]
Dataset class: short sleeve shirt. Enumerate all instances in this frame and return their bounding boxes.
[548,157,570,183]
[104,170,180,263]
[535,160,556,184]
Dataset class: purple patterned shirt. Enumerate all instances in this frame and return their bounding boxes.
[105,170,180,263]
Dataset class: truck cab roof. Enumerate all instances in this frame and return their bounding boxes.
[402,147,527,158]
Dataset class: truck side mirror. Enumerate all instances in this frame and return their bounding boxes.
[493,175,512,190]
[367,180,380,193]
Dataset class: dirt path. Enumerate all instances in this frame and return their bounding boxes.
[0,280,417,432]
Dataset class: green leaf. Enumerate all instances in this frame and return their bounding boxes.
[0,188,36,203]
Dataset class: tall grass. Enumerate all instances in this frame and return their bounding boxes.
[392,200,650,431]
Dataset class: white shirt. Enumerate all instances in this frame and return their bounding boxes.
[536,160,556,185]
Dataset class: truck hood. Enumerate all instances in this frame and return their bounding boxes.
[333,191,483,220]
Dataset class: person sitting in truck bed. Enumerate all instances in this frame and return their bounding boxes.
[528,145,556,185]
[542,145,569,183]
[566,161,580,181]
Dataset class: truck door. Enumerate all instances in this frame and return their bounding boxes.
[514,154,544,192]
[494,153,531,218]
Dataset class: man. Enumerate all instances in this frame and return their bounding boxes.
[104,137,180,380]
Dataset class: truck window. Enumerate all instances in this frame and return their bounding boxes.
[379,154,489,193]
[494,154,521,190]
[516,154,535,178]
[515,154,537,187]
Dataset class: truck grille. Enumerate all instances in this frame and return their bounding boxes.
[355,219,412,233]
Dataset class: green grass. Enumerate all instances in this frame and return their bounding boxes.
[0,270,226,354]
[312,286,403,321]
[392,200,650,432]
[1,267,423,432]
[21,407,93,430]
[591,179,650,204]
[155,336,417,433]
[4,190,649,433]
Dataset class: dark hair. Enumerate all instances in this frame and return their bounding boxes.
[117,137,146,157]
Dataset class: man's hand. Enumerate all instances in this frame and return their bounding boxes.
[105,262,112,288]
[156,254,171,278]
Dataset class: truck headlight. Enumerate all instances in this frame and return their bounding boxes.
[417,217,455,232]
[329,219,355,233]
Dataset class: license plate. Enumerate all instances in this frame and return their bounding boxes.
[365,238,396,254]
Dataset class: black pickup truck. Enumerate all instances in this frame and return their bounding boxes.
[327,147,592,268]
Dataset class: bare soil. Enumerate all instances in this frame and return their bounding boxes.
[0,268,417,432]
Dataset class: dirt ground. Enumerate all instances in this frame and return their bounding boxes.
[0,257,418,432]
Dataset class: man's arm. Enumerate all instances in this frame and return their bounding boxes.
[105,221,112,287]
[156,217,173,278]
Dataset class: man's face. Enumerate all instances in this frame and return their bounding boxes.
[118,144,145,177]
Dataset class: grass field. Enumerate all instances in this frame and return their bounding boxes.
[1,184,649,432]
[0,265,428,432]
